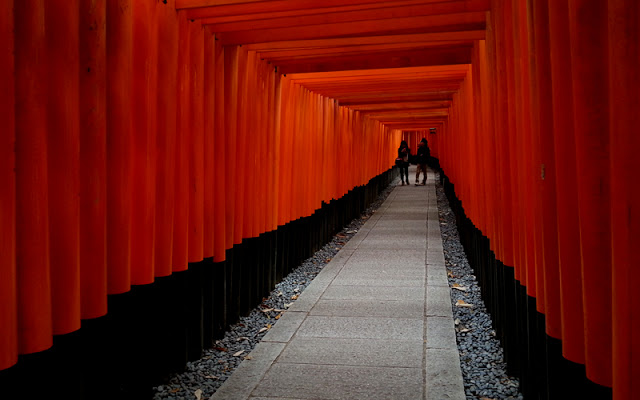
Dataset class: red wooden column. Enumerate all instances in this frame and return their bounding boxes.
[155,0,179,277]
[188,20,204,262]
[533,0,561,339]
[234,48,248,243]
[0,0,17,371]
[106,0,133,293]
[568,0,612,387]
[131,0,158,284]
[241,52,256,239]
[15,0,53,354]
[224,46,239,249]
[492,0,515,269]
[173,15,191,272]
[608,1,639,398]
[79,0,107,319]
[203,27,215,259]
[46,0,81,335]
[213,39,227,262]
[548,0,585,366]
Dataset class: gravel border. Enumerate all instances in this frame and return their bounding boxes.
[153,181,397,400]
[435,173,523,400]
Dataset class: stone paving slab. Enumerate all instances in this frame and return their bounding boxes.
[277,337,423,367]
[309,298,425,318]
[212,168,464,400]
[252,363,424,400]
[321,284,425,301]
[296,315,424,340]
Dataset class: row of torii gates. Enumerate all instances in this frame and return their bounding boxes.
[0,1,638,399]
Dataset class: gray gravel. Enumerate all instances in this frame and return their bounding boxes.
[435,173,523,400]
[152,181,397,400]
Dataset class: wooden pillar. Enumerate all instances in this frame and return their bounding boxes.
[15,0,53,354]
[203,26,215,259]
[213,39,226,261]
[548,0,585,365]
[155,0,178,276]
[131,0,158,284]
[172,15,191,272]
[46,0,81,335]
[0,0,17,371]
[188,20,204,262]
[106,0,133,293]
[533,0,561,339]
[568,0,612,387]
[608,1,639,398]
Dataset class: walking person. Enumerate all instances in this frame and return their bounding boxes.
[397,140,410,185]
[415,138,430,186]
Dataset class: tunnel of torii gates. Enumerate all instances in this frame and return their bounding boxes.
[0,0,638,399]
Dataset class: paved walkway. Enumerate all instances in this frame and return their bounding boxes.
[212,167,465,400]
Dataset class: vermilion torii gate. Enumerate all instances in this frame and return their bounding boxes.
[0,1,637,399]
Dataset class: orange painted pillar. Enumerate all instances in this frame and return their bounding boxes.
[46,0,81,335]
[608,2,640,399]
[203,27,216,259]
[155,0,179,276]
[240,52,255,239]
[213,39,227,261]
[533,0,561,339]
[106,0,133,293]
[224,46,239,248]
[234,48,248,244]
[15,0,53,355]
[79,0,107,319]
[548,0,585,365]
[0,0,17,371]
[173,15,191,272]
[131,0,158,284]
[609,0,640,397]
[188,20,204,262]
[568,0,612,387]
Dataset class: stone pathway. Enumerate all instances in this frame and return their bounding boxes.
[211,168,464,400]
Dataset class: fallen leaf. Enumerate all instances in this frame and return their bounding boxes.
[336,233,347,238]
[277,291,283,296]
[455,299,474,308]
[293,288,300,293]
[244,355,253,360]
[454,318,460,326]
[267,323,272,329]
[274,309,285,312]
[291,294,299,300]
[325,258,332,262]
[458,327,471,333]
[261,308,274,313]
[204,375,218,380]
[170,388,180,393]
[346,230,357,234]
[213,346,228,352]
[236,336,250,342]
[284,303,293,308]
[195,389,203,400]
[452,283,468,292]
[258,327,268,333]
[275,313,282,320]
[233,350,245,357]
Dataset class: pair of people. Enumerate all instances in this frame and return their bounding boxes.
[397,138,430,186]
